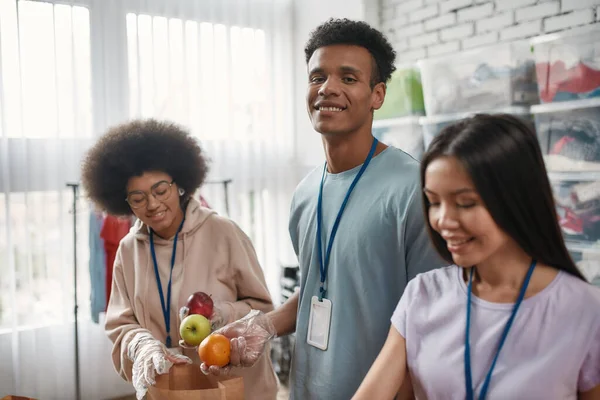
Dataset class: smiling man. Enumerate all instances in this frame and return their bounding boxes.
[200,18,444,399]
[282,18,444,399]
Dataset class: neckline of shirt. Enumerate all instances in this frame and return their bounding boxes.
[455,265,564,310]
[324,146,392,181]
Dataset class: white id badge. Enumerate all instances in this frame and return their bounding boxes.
[307,296,332,351]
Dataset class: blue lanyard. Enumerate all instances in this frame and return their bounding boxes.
[464,260,536,400]
[149,216,186,348]
[316,138,378,301]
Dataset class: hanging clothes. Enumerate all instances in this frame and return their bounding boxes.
[199,194,210,208]
[101,216,132,309]
[89,209,106,323]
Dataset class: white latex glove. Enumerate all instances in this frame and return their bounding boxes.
[127,331,192,400]
[200,309,276,376]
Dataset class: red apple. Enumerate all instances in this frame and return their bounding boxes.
[185,291,214,319]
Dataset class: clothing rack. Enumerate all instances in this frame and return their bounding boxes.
[204,178,232,215]
[66,182,81,400]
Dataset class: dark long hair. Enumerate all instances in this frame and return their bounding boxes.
[421,114,586,281]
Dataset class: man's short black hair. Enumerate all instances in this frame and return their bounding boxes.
[81,119,209,216]
[304,18,397,87]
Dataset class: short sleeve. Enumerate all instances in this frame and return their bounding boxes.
[288,192,300,258]
[391,275,419,338]
[401,185,445,280]
[578,323,600,392]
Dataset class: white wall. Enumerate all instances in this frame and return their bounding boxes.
[380,0,600,62]
[291,0,378,171]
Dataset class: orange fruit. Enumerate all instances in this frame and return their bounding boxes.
[198,333,231,367]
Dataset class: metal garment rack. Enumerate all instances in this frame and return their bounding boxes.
[204,178,232,215]
[66,182,82,400]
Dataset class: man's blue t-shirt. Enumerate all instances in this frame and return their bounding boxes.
[289,146,444,400]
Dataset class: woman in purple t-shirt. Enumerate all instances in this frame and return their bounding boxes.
[353,114,600,400]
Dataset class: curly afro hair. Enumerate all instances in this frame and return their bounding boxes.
[81,119,209,216]
[304,18,397,87]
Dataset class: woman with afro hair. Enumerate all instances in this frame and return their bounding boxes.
[81,119,278,400]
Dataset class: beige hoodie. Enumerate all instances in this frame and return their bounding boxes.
[104,198,278,399]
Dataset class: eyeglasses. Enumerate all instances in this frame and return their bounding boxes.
[126,180,174,209]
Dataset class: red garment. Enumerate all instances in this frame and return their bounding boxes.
[199,194,211,208]
[101,216,131,309]
[536,61,600,102]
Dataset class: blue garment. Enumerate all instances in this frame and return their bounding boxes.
[288,146,445,400]
[89,211,106,323]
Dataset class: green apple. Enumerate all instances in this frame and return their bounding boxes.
[179,314,211,346]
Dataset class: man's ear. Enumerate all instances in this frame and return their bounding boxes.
[371,82,386,111]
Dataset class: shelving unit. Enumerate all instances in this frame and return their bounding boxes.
[419,106,532,149]
[532,98,600,176]
[372,63,426,160]
[410,28,600,286]
[372,116,421,129]
[371,25,600,286]
[530,28,600,286]
[372,116,423,160]
[548,171,600,182]
[563,241,600,254]
[417,40,538,116]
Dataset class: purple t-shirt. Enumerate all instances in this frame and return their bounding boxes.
[392,265,600,399]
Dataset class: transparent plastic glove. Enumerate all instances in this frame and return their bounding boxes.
[209,301,235,330]
[200,309,276,376]
[127,331,192,400]
[178,301,234,337]
[178,305,198,350]
[178,305,189,323]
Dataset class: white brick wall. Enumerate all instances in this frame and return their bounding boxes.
[544,9,595,31]
[427,40,460,56]
[410,31,440,46]
[462,31,498,48]
[440,0,473,14]
[395,22,425,38]
[500,19,542,40]
[516,2,560,22]
[380,0,600,62]
[476,12,514,33]
[410,4,439,22]
[425,13,457,30]
[562,0,600,12]
[458,3,494,22]
[496,0,537,12]
[440,22,475,40]
[395,0,425,14]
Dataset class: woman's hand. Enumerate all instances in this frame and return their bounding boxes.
[127,331,192,400]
